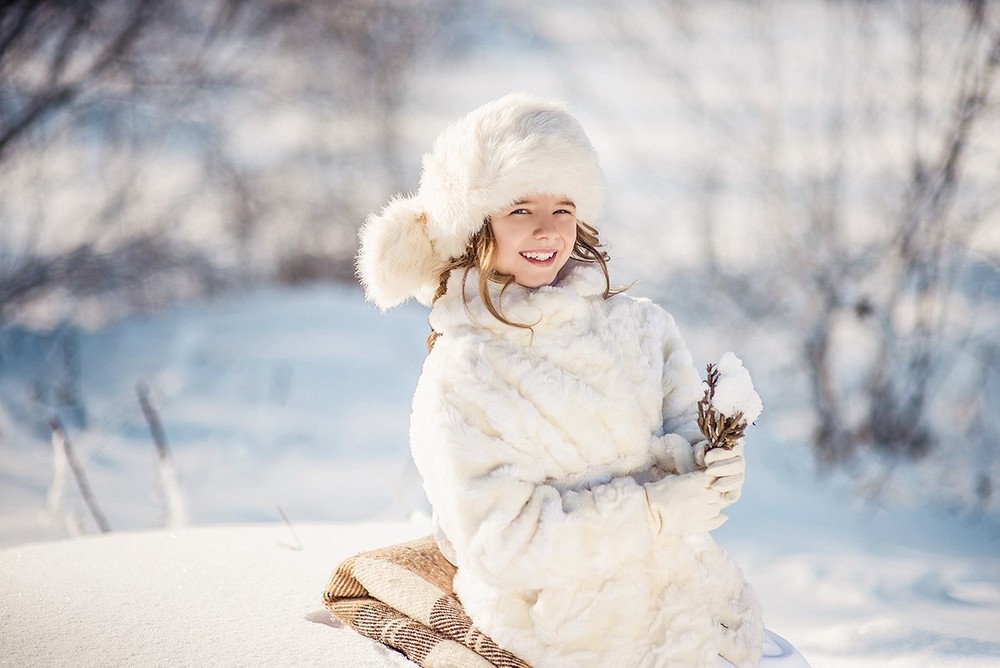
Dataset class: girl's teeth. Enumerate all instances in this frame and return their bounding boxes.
[522,252,555,261]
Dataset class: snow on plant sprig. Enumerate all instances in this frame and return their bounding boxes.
[697,352,763,451]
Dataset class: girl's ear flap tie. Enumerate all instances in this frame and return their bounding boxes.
[356,195,440,310]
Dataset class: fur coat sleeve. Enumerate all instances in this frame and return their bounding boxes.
[409,266,709,592]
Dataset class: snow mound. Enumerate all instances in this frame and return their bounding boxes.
[0,521,428,667]
[711,352,763,425]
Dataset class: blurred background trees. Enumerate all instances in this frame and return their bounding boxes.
[1,0,998,516]
[0,0,467,326]
[602,0,1000,510]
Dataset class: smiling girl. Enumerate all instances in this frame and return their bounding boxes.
[357,93,763,667]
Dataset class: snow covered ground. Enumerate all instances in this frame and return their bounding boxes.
[1,521,428,668]
[1,285,998,667]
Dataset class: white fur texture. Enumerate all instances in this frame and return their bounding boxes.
[357,93,605,310]
[356,196,439,310]
[409,262,764,668]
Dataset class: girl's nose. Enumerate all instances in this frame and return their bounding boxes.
[533,214,558,238]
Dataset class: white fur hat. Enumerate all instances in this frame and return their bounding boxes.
[356,93,605,310]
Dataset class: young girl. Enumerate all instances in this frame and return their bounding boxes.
[357,93,764,668]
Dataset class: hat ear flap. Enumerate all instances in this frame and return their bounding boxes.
[356,196,439,310]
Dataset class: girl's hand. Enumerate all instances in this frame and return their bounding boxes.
[704,442,745,504]
[644,472,727,535]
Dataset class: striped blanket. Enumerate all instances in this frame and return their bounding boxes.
[323,536,531,668]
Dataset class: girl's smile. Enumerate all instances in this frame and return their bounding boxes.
[520,250,558,264]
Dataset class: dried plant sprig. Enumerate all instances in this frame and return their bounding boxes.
[697,362,748,451]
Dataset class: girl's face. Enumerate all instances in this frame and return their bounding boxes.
[490,194,578,288]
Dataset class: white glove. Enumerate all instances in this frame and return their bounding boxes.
[704,442,745,505]
[644,471,727,535]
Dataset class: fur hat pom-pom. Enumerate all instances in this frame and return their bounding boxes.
[356,196,439,311]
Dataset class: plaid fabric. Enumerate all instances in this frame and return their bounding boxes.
[323,536,532,668]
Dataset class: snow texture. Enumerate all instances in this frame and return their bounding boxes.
[712,352,764,425]
[0,521,426,667]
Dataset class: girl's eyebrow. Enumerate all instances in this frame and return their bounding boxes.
[510,199,576,207]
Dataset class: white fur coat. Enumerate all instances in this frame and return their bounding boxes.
[409,262,763,668]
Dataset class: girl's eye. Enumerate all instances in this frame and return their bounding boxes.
[555,209,573,215]
[511,208,530,215]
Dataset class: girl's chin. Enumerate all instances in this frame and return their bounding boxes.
[513,269,560,289]
[502,257,570,288]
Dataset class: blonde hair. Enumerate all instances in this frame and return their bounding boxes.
[427,219,619,351]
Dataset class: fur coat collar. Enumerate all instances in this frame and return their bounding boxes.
[428,260,609,337]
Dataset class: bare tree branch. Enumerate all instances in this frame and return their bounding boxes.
[0,0,158,160]
[48,416,111,533]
